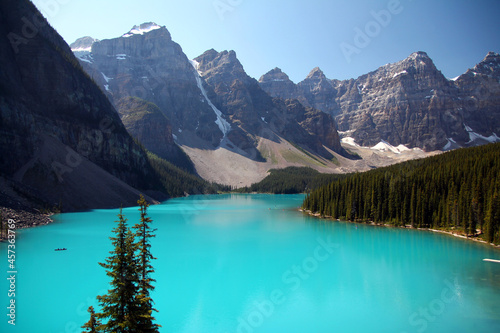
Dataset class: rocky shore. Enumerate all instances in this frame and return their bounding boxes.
[0,206,53,240]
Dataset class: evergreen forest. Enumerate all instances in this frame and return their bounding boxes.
[302,143,500,244]
[147,152,231,197]
[238,167,344,194]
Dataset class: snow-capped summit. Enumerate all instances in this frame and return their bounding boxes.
[122,22,162,37]
[70,36,98,56]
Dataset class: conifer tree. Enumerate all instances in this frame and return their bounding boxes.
[486,189,500,244]
[410,185,416,228]
[133,195,160,332]
[81,306,101,333]
[97,209,140,333]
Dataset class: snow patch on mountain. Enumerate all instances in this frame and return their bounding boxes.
[341,137,359,147]
[72,46,92,53]
[371,140,411,154]
[443,140,452,151]
[464,124,500,144]
[78,57,93,64]
[190,60,231,141]
[101,72,112,83]
[442,138,460,151]
[343,137,420,154]
[122,23,162,37]
[393,70,407,78]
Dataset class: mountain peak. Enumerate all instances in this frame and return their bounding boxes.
[215,50,240,67]
[224,50,238,60]
[269,67,284,75]
[403,51,434,66]
[259,67,292,83]
[468,51,500,78]
[481,51,500,64]
[395,51,437,71]
[122,22,165,38]
[306,67,326,80]
[194,49,246,79]
[70,36,97,52]
[409,51,430,59]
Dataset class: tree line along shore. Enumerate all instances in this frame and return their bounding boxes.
[2,143,499,247]
[302,143,500,245]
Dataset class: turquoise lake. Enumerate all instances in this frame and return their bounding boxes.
[1,194,500,332]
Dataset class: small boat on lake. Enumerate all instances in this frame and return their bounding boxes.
[483,259,500,263]
[54,248,67,251]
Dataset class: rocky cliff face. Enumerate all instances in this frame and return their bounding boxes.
[260,51,500,151]
[258,67,298,100]
[69,36,96,57]
[74,27,344,167]
[335,51,465,150]
[0,0,158,211]
[194,49,343,158]
[77,23,223,150]
[453,52,500,144]
[115,97,194,171]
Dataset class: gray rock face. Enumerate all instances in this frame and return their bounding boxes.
[335,51,462,150]
[258,68,297,100]
[78,24,223,148]
[115,97,194,171]
[453,52,500,144]
[194,49,343,158]
[74,28,344,162]
[260,51,500,151]
[297,67,341,117]
[0,0,158,211]
[69,36,97,57]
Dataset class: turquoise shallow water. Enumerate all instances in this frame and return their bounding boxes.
[1,194,500,333]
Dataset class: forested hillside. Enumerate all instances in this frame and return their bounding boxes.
[238,167,344,194]
[303,143,500,244]
[147,152,230,197]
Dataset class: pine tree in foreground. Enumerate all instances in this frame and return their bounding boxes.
[96,209,140,333]
[133,195,161,332]
[81,306,101,333]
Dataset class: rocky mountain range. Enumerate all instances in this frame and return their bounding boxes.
[71,23,348,185]
[2,0,498,217]
[69,22,500,185]
[260,51,500,151]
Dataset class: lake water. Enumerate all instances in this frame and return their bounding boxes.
[1,194,500,333]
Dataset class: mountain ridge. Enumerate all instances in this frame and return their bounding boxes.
[260,50,500,151]
[69,22,499,187]
[72,23,348,186]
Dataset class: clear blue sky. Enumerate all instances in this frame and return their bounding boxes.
[32,0,500,83]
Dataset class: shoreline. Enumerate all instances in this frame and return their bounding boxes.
[0,194,166,241]
[300,209,500,249]
[0,206,54,241]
